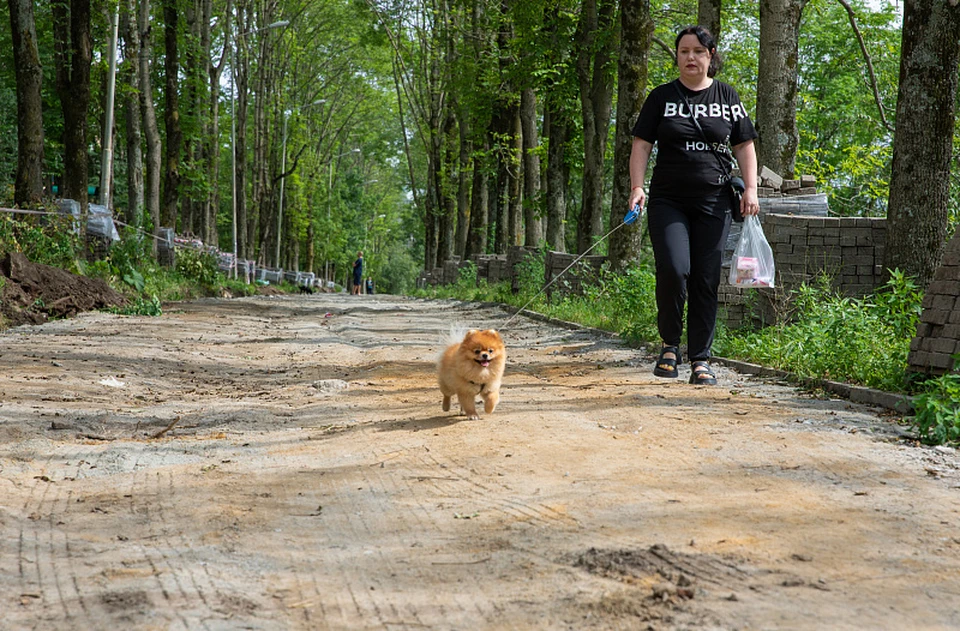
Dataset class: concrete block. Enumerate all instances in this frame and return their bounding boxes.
[760,165,783,189]
[781,179,801,192]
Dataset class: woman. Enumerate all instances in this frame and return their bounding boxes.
[628,25,760,385]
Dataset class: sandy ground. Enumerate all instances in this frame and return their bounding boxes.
[1,293,959,631]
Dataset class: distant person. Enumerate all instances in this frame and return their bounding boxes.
[366,278,375,295]
[352,251,364,295]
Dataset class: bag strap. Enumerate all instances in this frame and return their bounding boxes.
[672,80,734,183]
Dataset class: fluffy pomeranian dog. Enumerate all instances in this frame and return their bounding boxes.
[437,328,506,420]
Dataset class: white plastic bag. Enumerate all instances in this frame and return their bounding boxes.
[729,215,775,288]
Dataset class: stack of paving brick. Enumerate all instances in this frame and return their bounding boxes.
[543,251,606,298]
[483,255,509,283]
[441,257,462,284]
[756,166,819,198]
[907,231,960,376]
[764,214,887,297]
[507,246,540,294]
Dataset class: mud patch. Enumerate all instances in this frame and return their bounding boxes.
[571,544,750,629]
[100,589,151,614]
[574,544,749,587]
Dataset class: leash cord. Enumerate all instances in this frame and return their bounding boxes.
[502,212,644,328]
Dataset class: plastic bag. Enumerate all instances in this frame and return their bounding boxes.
[728,215,775,288]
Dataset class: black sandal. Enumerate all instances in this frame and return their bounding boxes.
[689,360,718,385]
[653,346,681,378]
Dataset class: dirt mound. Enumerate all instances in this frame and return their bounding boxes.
[0,251,127,328]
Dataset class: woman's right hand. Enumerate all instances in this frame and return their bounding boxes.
[628,186,646,212]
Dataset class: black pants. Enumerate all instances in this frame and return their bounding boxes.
[647,196,731,362]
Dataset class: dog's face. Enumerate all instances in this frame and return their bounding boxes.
[458,329,505,369]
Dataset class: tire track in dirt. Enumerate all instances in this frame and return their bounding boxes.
[16,447,98,629]
[365,440,517,628]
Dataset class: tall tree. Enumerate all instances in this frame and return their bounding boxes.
[140,0,162,250]
[120,0,143,227]
[520,87,542,245]
[52,0,93,212]
[574,0,619,254]
[205,0,232,247]
[608,0,652,272]
[755,0,808,177]
[161,0,182,230]
[541,1,577,253]
[8,0,44,206]
[884,0,960,288]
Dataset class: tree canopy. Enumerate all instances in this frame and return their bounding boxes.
[1,0,957,290]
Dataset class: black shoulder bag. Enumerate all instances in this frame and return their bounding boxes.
[673,81,745,222]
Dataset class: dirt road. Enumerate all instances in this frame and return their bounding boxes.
[1,293,958,630]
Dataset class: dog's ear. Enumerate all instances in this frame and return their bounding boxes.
[466,329,478,336]
[485,329,501,338]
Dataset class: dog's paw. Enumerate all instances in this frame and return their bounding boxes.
[442,396,451,412]
[467,414,480,420]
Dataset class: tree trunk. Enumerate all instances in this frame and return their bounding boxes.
[698,0,721,42]
[52,0,93,214]
[455,110,472,259]
[883,0,960,288]
[465,134,489,261]
[608,0,653,272]
[140,0,162,253]
[162,0,181,231]
[520,87,542,246]
[424,153,440,270]
[438,109,457,263]
[507,105,522,246]
[9,0,44,207]
[197,0,216,245]
[575,0,619,254]
[235,6,252,259]
[755,0,807,178]
[120,0,143,228]
[206,0,230,247]
[543,103,569,253]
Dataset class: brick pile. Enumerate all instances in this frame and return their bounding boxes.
[544,252,606,298]
[755,165,819,198]
[907,231,960,376]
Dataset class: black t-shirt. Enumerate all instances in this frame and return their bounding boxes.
[632,79,758,201]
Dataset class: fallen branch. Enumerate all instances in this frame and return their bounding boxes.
[150,415,182,439]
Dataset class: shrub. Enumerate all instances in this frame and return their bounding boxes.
[714,272,921,392]
[911,370,960,445]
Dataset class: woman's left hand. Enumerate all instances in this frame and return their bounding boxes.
[740,187,760,217]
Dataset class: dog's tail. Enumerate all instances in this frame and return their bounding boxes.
[437,324,469,362]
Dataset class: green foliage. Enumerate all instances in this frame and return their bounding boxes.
[111,294,163,317]
[175,248,221,288]
[604,267,659,345]
[714,272,921,392]
[0,214,81,270]
[911,370,960,446]
[375,240,421,295]
[795,0,901,216]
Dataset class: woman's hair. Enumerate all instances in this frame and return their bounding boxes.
[674,25,723,78]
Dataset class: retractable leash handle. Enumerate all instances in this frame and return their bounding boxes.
[624,204,641,226]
